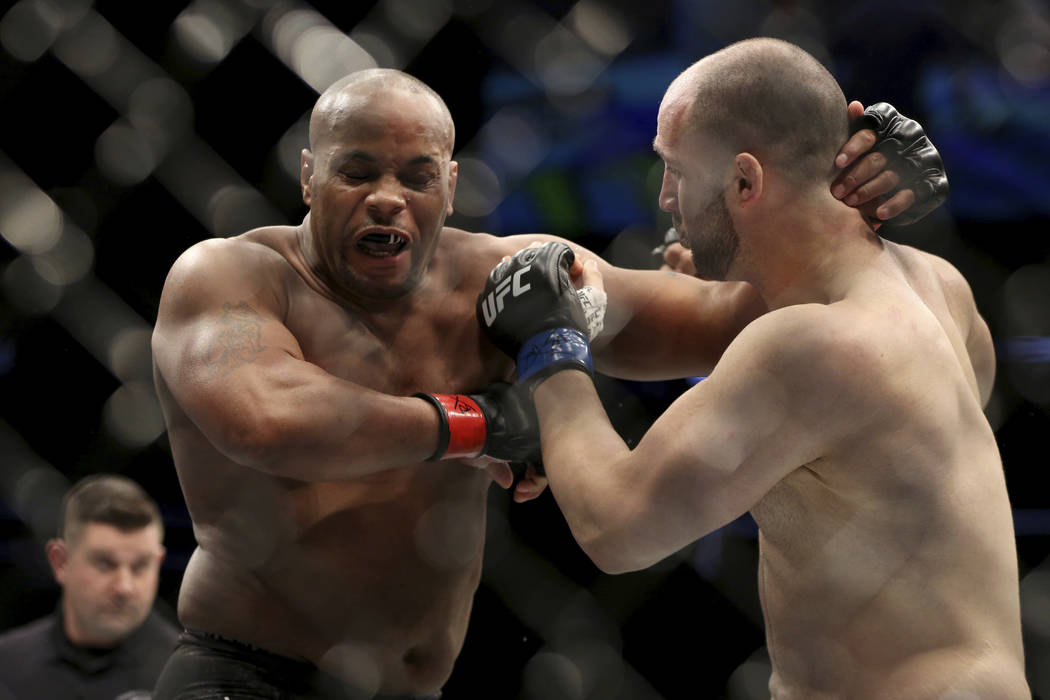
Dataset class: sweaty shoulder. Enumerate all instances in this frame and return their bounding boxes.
[728,303,876,376]
[439,227,553,257]
[886,241,994,404]
[720,303,893,431]
[438,227,507,260]
[159,227,297,318]
[923,250,982,336]
[435,227,581,290]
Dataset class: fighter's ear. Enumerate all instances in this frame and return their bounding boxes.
[733,153,763,206]
[300,149,315,206]
[446,160,458,217]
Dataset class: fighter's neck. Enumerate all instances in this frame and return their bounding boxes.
[289,218,439,320]
[742,208,883,310]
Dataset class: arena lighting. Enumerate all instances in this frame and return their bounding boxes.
[0,168,64,256]
[468,0,627,99]
[999,336,1050,363]
[0,159,163,446]
[172,0,255,66]
[995,8,1050,87]
[262,4,377,92]
[0,0,63,63]
[565,0,632,57]
[0,420,70,542]
[30,6,286,237]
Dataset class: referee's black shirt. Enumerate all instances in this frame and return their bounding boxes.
[0,606,177,700]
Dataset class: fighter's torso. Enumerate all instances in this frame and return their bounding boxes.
[751,243,1027,699]
[159,225,516,694]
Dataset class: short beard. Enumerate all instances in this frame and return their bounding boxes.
[689,192,739,281]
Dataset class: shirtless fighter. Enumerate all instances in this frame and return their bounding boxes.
[479,39,1028,699]
[149,67,947,698]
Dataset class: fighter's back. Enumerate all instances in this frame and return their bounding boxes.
[752,242,1028,699]
[151,225,513,695]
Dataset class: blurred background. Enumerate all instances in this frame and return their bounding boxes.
[1,0,1048,697]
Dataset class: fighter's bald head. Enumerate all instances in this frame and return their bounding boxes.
[668,38,848,183]
[309,69,455,157]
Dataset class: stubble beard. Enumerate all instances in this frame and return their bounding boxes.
[687,192,739,281]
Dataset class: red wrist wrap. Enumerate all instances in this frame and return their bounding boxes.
[427,394,487,460]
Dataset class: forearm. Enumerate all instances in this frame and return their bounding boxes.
[533,371,652,573]
[596,275,765,381]
[183,366,440,481]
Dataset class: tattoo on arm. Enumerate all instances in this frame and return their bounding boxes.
[203,301,268,380]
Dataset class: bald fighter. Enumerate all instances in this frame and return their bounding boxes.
[481,40,1028,699]
[150,67,947,698]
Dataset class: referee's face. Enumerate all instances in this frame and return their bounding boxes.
[50,522,165,647]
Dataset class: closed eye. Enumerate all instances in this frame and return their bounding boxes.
[340,171,374,183]
[401,170,438,190]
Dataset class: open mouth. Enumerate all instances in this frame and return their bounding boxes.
[356,230,409,257]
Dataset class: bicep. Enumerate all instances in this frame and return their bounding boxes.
[156,296,303,401]
[152,249,312,443]
[616,326,823,554]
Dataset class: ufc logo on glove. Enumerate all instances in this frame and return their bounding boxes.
[480,265,532,326]
[475,243,605,387]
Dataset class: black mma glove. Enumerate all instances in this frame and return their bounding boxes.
[415,381,541,463]
[477,242,593,387]
[857,102,949,225]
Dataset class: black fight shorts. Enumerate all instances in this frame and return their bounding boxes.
[152,629,441,700]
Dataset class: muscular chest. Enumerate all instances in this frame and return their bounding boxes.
[286,287,511,396]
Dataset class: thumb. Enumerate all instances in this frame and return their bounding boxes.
[578,259,604,292]
[486,462,514,489]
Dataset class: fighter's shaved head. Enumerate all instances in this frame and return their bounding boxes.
[670,38,848,183]
[309,69,455,157]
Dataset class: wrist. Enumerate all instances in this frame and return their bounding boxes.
[414,393,487,460]
[517,327,593,385]
[533,365,594,406]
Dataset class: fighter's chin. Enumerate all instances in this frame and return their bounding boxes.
[690,252,735,282]
[338,248,423,298]
[341,264,424,300]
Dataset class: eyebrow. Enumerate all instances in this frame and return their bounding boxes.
[345,150,375,162]
[651,139,675,166]
[336,151,438,166]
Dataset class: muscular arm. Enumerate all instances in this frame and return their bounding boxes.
[532,308,853,573]
[494,233,767,380]
[152,238,440,481]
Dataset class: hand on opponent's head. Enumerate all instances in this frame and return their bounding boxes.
[832,101,949,226]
